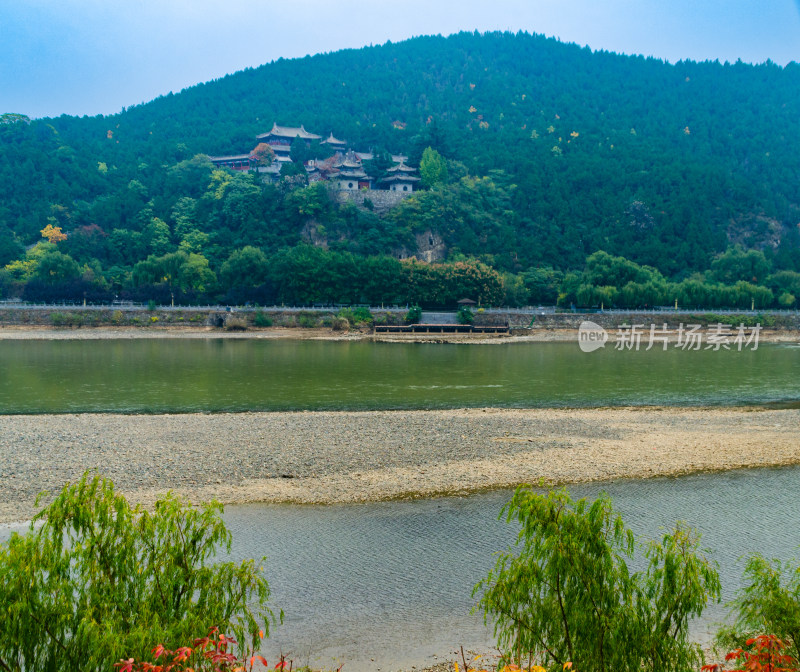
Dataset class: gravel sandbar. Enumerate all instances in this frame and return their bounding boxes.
[0,407,798,523]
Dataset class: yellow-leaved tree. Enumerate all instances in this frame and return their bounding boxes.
[40,223,67,244]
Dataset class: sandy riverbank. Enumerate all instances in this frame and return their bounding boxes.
[0,325,798,343]
[0,406,798,524]
[0,325,366,340]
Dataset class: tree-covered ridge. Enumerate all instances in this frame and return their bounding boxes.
[1,31,799,305]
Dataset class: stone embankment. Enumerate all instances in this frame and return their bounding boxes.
[1,306,798,342]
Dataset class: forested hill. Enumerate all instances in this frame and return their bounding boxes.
[1,30,800,307]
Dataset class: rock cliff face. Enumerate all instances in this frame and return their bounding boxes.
[390,229,447,262]
[413,230,446,262]
[300,220,331,249]
[726,214,786,250]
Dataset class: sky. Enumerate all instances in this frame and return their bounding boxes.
[2,0,800,119]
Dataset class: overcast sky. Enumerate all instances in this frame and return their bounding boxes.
[2,0,800,119]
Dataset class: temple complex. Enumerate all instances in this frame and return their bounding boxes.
[208,122,419,192]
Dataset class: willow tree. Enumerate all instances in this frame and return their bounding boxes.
[474,487,720,672]
[0,472,279,672]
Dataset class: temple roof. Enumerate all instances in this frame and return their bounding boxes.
[256,123,322,141]
[354,152,374,161]
[379,174,420,183]
[208,154,252,162]
[322,133,346,145]
[388,161,417,173]
[337,168,368,179]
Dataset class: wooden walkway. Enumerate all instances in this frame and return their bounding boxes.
[374,323,509,334]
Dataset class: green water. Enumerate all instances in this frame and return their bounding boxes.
[0,339,797,413]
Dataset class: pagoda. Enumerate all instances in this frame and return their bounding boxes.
[379,161,420,192]
[335,158,372,191]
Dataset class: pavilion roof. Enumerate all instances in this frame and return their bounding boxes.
[379,174,420,183]
[256,123,322,141]
[337,168,368,179]
[208,154,252,162]
[322,133,347,145]
[388,161,417,173]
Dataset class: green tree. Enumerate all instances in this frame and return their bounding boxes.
[405,304,422,323]
[0,225,23,266]
[279,161,307,181]
[178,253,216,293]
[171,197,201,239]
[767,271,800,298]
[0,113,31,125]
[475,486,720,672]
[419,146,449,189]
[108,229,147,266]
[502,272,528,307]
[34,250,81,285]
[220,246,269,289]
[576,283,619,308]
[219,173,265,232]
[0,472,277,672]
[289,136,309,164]
[178,230,210,255]
[710,246,772,285]
[731,281,773,309]
[521,267,563,305]
[456,304,474,324]
[132,252,186,288]
[582,250,659,287]
[145,217,172,256]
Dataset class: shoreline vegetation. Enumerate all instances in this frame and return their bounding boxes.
[1,406,798,525]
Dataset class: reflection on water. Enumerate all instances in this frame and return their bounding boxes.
[0,340,798,413]
[223,467,800,671]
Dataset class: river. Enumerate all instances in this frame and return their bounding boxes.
[222,467,800,670]
[0,339,798,412]
[0,338,798,670]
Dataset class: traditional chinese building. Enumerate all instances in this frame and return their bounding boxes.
[321,133,347,152]
[255,123,322,155]
[379,161,420,192]
[208,154,253,171]
[207,122,418,193]
[334,159,372,191]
